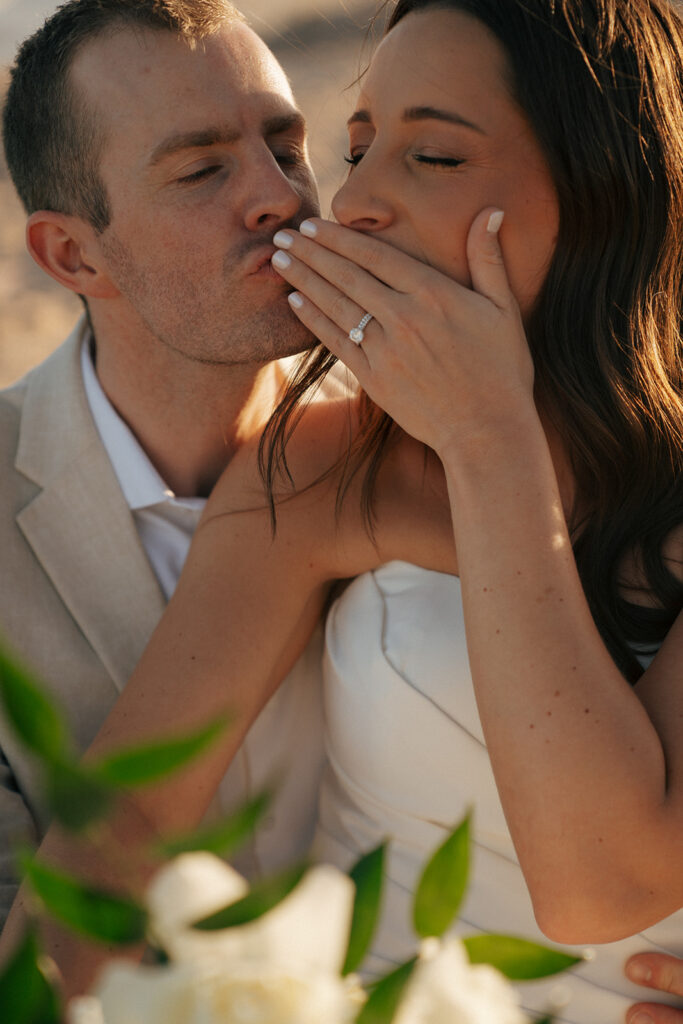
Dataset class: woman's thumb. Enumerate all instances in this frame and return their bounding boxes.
[467,207,513,310]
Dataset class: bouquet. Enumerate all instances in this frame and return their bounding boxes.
[0,645,580,1023]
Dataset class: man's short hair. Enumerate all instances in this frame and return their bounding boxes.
[2,0,245,233]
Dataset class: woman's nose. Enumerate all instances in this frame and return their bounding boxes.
[331,163,394,232]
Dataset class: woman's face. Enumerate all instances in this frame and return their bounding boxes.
[332,8,559,316]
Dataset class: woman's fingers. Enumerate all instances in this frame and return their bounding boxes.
[625,955,683,1024]
[280,212,515,313]
[270,208,534,455]
[272,246,370,338]
[272,228,392,323]
[271,244,381,378]
[627,1004,683,1024]
[626,954,683,998]
[287,218,431,294]
[286,292,371,379]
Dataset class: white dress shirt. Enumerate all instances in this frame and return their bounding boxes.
[80,337,325,878]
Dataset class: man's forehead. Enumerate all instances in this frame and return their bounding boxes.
[69,20,294,122]
[69,20,299,162]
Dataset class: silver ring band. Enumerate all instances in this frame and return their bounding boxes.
[348,313,373,345]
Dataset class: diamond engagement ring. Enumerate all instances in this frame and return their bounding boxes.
[349,313,373,344]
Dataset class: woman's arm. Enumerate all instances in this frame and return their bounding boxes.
[269,212,683,943]
[0,481,332,997]
[0,394,457,998]
[439,405,683,943]
[0,404,352,997]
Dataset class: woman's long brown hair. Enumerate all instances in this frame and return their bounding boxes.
[261,0,683,681]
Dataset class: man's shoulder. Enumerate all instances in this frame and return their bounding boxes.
[0,317,90,475]
[0,372,31,465]
[1,318,85,397]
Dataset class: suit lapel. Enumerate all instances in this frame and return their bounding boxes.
[14,320,165,693]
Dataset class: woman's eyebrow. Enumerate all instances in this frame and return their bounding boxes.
[347,106,485,134]
[403,105,485,132]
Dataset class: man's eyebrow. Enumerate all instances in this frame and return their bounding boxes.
[149,127,237,167]
[148,111,306,167]
[264,111,307,137]
[347,109,372,127]
[347,106,484,134]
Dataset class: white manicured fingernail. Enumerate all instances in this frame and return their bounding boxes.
[487,210,505,234]
[273,230,294,249]
[272,250,291,270]
[299,220,317,238]
[288,292,304,309]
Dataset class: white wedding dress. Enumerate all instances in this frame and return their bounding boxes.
[313,561,683,1023]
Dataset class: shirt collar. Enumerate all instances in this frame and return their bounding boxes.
[81,333,202,512]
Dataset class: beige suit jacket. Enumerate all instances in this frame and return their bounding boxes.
[0,319,326,924]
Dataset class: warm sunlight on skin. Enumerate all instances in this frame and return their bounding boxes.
[332,8,559,316]
[69,20,319,365]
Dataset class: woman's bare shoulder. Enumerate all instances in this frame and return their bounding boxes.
[205,398,458,581]
[207,394,358,507]
[367,433,458,574]
[201,395,364,574]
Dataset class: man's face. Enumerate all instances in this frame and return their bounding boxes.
[72,21,320,365]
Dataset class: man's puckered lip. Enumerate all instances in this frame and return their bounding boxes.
[247,247,278,274]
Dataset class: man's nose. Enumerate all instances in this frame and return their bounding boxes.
[243,155,306,232]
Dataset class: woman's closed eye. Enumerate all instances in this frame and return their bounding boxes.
[344,151,464,169]
[413,154,464,169]
[344,151,366,167]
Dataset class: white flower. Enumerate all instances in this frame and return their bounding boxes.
[393,937,526,1024]
[70,853,360,1024]
[77,959,359,1024]
[145,851,249,960]
[146,853,354,975]
[67,995,105,1024]
[69,966,194,1024]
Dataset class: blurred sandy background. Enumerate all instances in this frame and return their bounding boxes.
[0,0,379,386]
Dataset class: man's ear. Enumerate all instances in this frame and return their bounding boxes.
[26,210,120,299]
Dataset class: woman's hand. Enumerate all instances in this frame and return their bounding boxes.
[271,209,535,459]
[627,954,683,1024]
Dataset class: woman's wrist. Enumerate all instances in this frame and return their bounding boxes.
[436,401,547,479]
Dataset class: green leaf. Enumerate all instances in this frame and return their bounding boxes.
[92,714,230,787]
[0,926,60,1024]
[43,758,115,832]
[356,958,417,1024]
[0,645,70,762]
[158,791,271,858]
[193,862,308,931]
[20,853,148,945]
[413,811,470,938]
[342,842,386,976]
[463,934,582,979]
